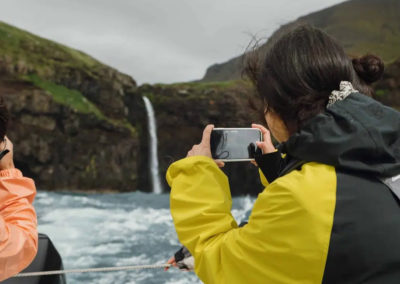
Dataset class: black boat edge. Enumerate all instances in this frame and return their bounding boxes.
[3,233,66,284]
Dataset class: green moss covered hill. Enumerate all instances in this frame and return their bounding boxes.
[202,0,400,83]
[0,21,142,191]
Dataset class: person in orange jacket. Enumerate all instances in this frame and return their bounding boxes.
[0,99,38,281]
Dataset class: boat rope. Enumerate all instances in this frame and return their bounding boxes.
[14,263,171,277]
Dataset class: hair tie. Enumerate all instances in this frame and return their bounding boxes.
[327,81,358,108]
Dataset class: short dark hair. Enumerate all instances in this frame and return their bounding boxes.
[244,25,384,134]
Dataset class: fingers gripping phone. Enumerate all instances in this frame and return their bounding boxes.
[210,128,262,162]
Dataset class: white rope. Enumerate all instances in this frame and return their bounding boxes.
[14,263,171,277]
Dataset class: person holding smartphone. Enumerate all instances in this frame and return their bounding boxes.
[165,123,274,271]
[166,25,400,283]
[0,100,38,281]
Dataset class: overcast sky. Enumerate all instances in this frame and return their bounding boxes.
[0,0,345,84]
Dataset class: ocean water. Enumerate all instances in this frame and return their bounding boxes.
[34,192,254,284]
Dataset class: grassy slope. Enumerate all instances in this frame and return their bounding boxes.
[26,74,103,116]
[156,80,244,92]
[0,21,102,75]
[0,21,135,134]
[26,74,136,134]
[301,0,400,63]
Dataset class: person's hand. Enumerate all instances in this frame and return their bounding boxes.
[0,136,14,171]
[252,124,276,154]
[251,124,276,166]
[164,256,177,271]
[186,124,225,168]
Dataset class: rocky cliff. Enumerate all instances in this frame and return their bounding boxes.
[0,21,142,191]
[134,81,264,195]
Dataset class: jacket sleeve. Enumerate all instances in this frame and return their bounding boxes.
[258,168,269,187]
[255,150,286,185]
[167,156,336,284]
[0,169,38,281]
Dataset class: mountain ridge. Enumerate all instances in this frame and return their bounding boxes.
[201,0,400,82]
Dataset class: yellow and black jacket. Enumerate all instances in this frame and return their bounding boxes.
[167,93,400,284]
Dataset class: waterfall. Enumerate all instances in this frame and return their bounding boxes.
[142,96,163,194]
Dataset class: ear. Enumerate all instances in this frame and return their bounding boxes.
[265,111,290,143]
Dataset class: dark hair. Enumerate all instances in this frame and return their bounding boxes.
[244,25,384,134]
[0,97,9,140]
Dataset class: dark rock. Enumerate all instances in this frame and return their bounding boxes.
[0,72,140,192]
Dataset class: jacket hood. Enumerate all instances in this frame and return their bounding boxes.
[282,92,400,177]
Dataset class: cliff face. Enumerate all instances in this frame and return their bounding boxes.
[134,81,264,196]
[0,21,142,191]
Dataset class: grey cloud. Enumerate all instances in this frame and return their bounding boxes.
[0,0,345,84]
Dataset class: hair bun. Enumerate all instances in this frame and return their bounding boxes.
[352,54,384,84]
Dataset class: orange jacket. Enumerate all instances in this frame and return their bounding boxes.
[0,168,38,281]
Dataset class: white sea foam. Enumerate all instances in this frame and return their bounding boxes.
[35,192,254,283]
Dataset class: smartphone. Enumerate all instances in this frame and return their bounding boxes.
[210,128,262,162]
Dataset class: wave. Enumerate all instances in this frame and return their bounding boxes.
[35,191,254,283]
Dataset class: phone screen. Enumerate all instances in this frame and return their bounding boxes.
[210,128,262,161]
